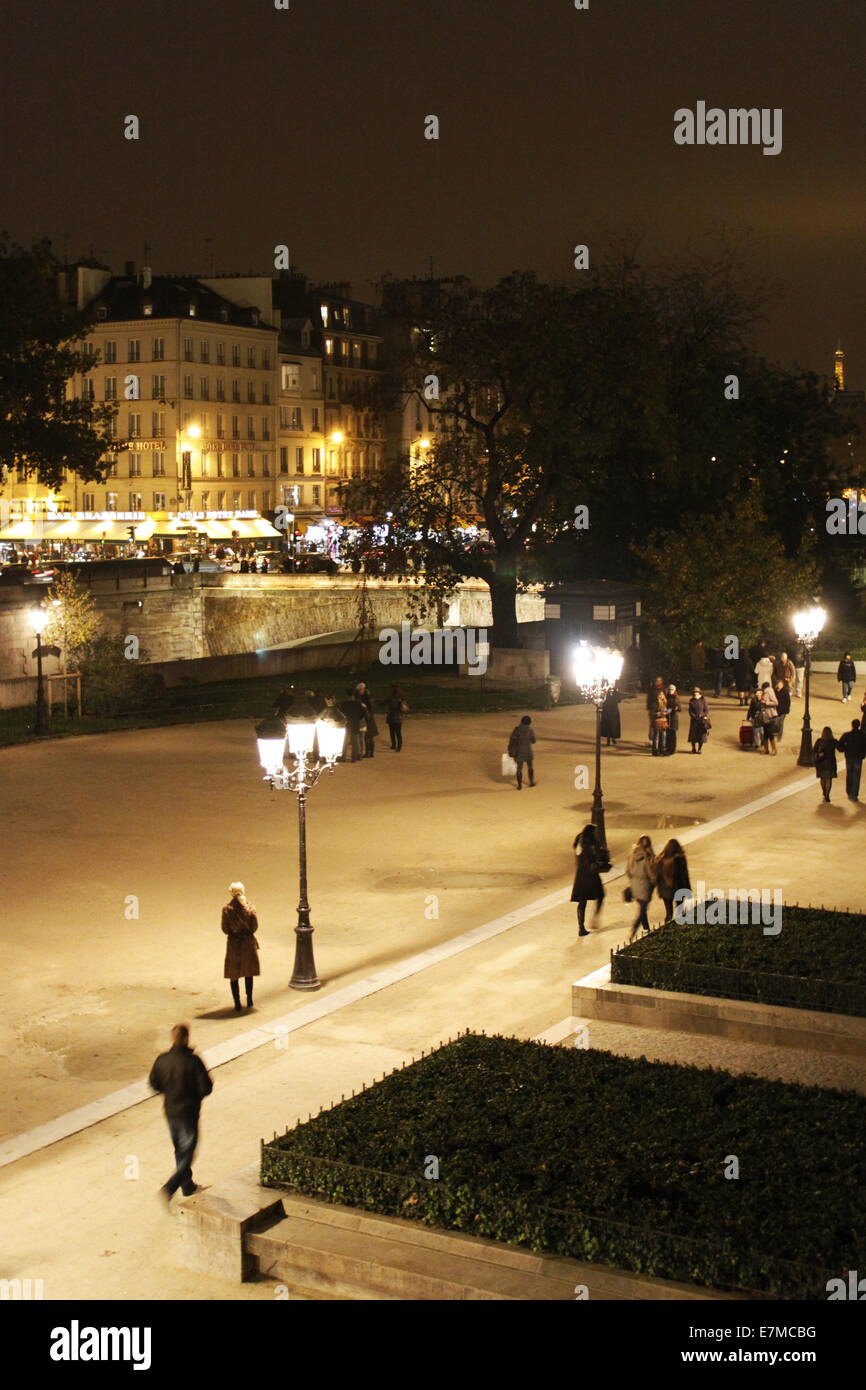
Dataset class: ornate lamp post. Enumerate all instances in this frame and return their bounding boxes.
[794,605,827,767]
[573,642,624,853]
[255,699,346,990]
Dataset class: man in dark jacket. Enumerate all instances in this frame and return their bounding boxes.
[837,718,866,801]
[149,1024,213,1203]
[773,679,791,742]
[338,691,366,762]
[837,653,857,703]
[508,714,537,789]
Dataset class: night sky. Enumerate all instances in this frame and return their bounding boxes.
[2,0,864,380]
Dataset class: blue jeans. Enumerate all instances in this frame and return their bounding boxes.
[165,1110,199,1196]
[842,681,854,699]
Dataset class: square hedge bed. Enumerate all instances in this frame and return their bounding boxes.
[610,906,866,1017]
[261,1033,865,1299]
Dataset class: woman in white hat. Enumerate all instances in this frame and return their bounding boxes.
[221,882,260,1012]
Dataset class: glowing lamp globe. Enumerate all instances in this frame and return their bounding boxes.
[255,715,287,777]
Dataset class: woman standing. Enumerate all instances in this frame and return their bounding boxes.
[759,681,779,756]
[813,727,838,803]
[600,687,622,746]
[570,823,610,938]
[688,687,710,754]
[355,682,379,758]
[626,835,657,940]
[221,882,260,1012]
[655,840,692,923]
[665,684,681,756]
[386,683,407,751]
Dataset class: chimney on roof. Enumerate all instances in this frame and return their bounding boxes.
[125,260,136,278]
[142,265,152,290]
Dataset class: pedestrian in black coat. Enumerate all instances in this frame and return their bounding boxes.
[339,691,366,761]
[813,727,838,802]
[508,715,537,788]
[386,684,407,751]
[149,1023,213,1203]
[733,652,755,705]
[688,688,710,753]
[600,688,622,745]
[838,719,866,801]
[837,654,857,704]
[570,823,609,937]
[774,680,791,741]
[355,682,379,757]
[665,684,681,755]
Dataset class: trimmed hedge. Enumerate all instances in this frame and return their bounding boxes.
[261,1033,864,1299]
[611,906,866,1017]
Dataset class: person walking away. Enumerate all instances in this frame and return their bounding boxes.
[665,684,681,755]
[508,715,537,789]
[655,839,692,923]
[149,1023,213,1203]
[837,653,857,703]
[339,690,366,761]
[747,689,764,750]
[355,682,379,757]
[221,882,260,1011]
[570,822,610,937]
[755,651,774,692]
[600,687,622,746]
[837,719,866,801]
[794,643,807,698]
[733,650,755,706]
[759,681,779,755]
[626,836,657,940]
[773,679,791,742]
[813,727,838,802]
[688,687,710,753]
[386,684,407,751]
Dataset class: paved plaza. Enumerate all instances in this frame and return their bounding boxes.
[1,671,864,1299]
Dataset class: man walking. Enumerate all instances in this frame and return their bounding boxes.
[149,1024,213,1204]
[508,714,537,789]
[338,689,366,762]
[838,719,866,801]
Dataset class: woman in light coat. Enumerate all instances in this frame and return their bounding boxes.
[221,882,261,1012]
[627,835,657,941]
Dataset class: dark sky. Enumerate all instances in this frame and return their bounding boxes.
[2,0,864,380]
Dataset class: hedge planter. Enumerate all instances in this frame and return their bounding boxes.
[261,1034,864,1299]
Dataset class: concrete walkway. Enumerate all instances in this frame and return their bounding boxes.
[1,673,863,1299]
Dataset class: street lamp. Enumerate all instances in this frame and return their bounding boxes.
[573,642,624,852]
[31,607,50,736]
[794,605,827,767]
[255,699,346,990]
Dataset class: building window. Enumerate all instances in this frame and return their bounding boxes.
[290,407,302,430]
[281,362,300,390]
[311,447,322,473]
[232,379,240,402]
[183,375,193,398]
[263,455,270,477]
[247,417,255,440]
[129,454,141,477]
[262,418,270,440]
[231,345,240,367]
[262,349,271,370]
[151,411,165,437]
[216,413,224,439]
[262,383,271,404]
[279,406,288,429]
[154,491,166,510]
[247,455,255,477]
[201,491,210,510]
[278,447,288,473]
[128,413,141,437]
[82,378,95,401]
[152,338,165,361]
[311,370,319,390]
[324,337,333,357]
[150,374,164,399]
[320,304,329,326]
[184,338,193,361]
[106,492,118,511]
[352,341,362,365]
[83,492,95,511]
[232,454,240,478]
[217,453,226,477]
[200,454,210,478]
[247,347,256,368]
[216,342,225,365]
[104,341,117,364]
[312,484,321,505]
[104,377,116,400]
[248,490,256,510]
[311,407,320,431]
[200,342,209,363]
[217,490,226,510]
[153,452,165,477]
[200,378,210,400]
[127,340,140,362]
[295,446,304,473]
[189,303,197,317]
[247,381,256,403]
[231,416,240,439]
[216,379,225,401]
[142,302,153,317]
[130,491,142,510]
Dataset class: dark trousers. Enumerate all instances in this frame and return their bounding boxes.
[630,900,650,937]
[164,1109,200,1197]
[346,728,362,761]
[516,756,535,787]
[388,721,403,751]
[230,977,254,1007]
[665,727,677,755]
[364,731,376,757]
[713,670,723,696]
[846,758,863,799]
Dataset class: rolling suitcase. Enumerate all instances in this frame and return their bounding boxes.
[739,722,755,748]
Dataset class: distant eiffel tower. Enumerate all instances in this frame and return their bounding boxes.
[336,569,377,671]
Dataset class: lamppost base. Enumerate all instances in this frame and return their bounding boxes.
[290,914,320,991]
[290,976,322,991]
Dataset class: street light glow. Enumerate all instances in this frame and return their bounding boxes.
[330,430,344,445]
[31,608,49,636]
[793,606,827,645]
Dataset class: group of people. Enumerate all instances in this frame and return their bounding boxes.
[645,678,711,756]
[570,824,692,941]
[272,681,410,758]
[813,719,866,802]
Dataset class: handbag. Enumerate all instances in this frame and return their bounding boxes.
[502,753,517,777]
[653,715,669,731]
[622,886,633,903]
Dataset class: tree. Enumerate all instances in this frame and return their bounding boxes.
[42,572,100,665]
[634,501,818,670]
[0,238,117,491]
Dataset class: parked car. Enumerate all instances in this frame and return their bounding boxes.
[251,549,292,573]
[292,552,338,575]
